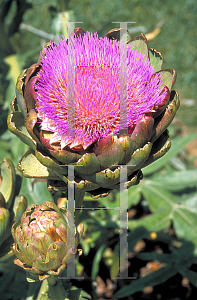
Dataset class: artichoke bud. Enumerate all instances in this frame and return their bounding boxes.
[11,201,83,281]
[8,28,179,197]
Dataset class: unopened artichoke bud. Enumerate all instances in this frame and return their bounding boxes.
[0,158,27,249]
[11,201,83,281]
[8,28,179,197]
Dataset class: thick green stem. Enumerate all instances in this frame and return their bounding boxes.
[57,0,70,11]
[36,276,70,300]
[36,279,48,300]
[52,171,85,225]
[74,189,85,226]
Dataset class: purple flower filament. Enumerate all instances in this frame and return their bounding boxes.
[35,32,166,150]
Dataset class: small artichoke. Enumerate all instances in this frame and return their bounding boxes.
[8,27,179,198]
[11,201,83,281]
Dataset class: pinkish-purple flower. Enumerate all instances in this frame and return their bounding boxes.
[35,32,168,151]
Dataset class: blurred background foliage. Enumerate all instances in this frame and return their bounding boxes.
[0,0,197,299]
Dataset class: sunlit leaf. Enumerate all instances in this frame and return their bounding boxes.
[143,133,197,175]
[113,265,177,299]
[150,169,197,191]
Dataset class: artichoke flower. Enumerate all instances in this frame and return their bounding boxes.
[8,27,179,198]
[0,158,27,254]
[11,201,83,281]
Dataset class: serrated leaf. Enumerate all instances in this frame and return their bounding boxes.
[173,208,197,249]
[143,133,197,175]
[139,182,197,252]
[128,208,171,232]
[137,241,195,265]
[150,169,197,191]
[113,264,177,298]
[182,193,197,212]
[141,183,175,212]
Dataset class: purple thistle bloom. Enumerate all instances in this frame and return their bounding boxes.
[35,31,168,151]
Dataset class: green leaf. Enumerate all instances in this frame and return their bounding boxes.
[141,183,174,212]
[110,242,121,278]
[92,243,108,281]
[92,238,117,281]
[128,208,171,232]
[79,290,92,299]
[20,177,54,206]
[113,264,177,298]
[143,133,197,175]
[137,241,195,265]
[179,268,197,287]
[173,208,197,250]
[139,181,197,252]
[3,54,22,112]
[182,193,197,212]
[150,169,197,191]
[0,140,11,162]
[0,130,29,166]
[128,185,141,207]
[0,158,16,208]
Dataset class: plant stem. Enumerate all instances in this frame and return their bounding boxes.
[74,189,85,226]
[52,171,86,225]
[57,0,70,12]
[36,279,49,300]
[36,276,69,300]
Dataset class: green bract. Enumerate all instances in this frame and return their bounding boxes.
[7,28,179,198]
[11,201,83,281]
[0,158,27,253]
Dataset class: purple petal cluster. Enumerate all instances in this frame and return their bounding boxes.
[35,32,167,150]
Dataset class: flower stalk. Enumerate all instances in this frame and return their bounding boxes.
[36,276,68,300]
